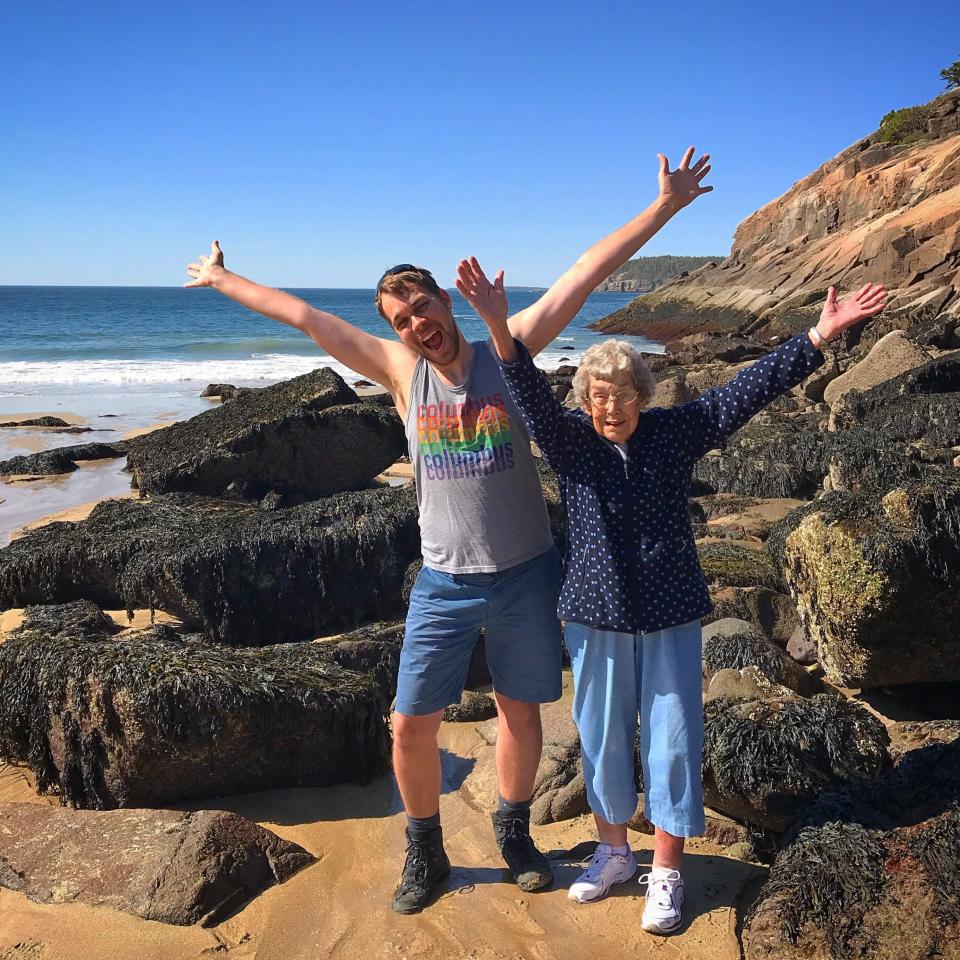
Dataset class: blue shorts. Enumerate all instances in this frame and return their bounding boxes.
[565,619,705,837]
[395,547,564,717]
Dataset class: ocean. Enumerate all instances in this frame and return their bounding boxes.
[0,286,652,397]
[0,285,652,539]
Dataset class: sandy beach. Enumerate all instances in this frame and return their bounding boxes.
[0,689,756,960]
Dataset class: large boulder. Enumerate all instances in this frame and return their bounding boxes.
[0,603,393,808]
[701,618,819,696]
[768,480,960,687]
[693,415,827,499]
[823,330,931,407]
[0,804,314,925]
[0,487,421,646]
[743,738,960,959]
[125,367,405,500]
[701,695,890,832]
[829,353,960,448]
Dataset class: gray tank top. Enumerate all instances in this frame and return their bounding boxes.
[405,339,554,573]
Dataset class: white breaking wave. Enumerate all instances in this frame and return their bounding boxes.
[0,354,360,387]
[0,348,594,389]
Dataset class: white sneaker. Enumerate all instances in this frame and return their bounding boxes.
[639,869,684,934]
[567,843,638,903]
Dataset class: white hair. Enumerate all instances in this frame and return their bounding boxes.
[572,339,656,409]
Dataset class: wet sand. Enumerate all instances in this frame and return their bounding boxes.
[1,459,134,545]
[0,707,758,960]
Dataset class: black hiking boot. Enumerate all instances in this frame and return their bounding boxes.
[491,810,553,892]
[392,827,451,914]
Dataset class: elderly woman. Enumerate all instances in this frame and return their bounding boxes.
[455,257,886,934]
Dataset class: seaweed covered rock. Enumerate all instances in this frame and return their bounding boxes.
[706,586,800,646]
[0,605,393,808]
[535,457,567,555]
[767,480,960,686]
[668,333,770,366]
[701,695,890,832]
[126,367,405,500]
[697,540,785,592]
[693,416,827,499]
[0,441,127,476]
[744,739,960,959]
[702,618,818,696]
[316,620,405,700]
[0,803,314,925]
[0,487,421,645]
[443,691,498,723]
[829,353,960,448]
[822,329,930,407]
[824,427,950,493]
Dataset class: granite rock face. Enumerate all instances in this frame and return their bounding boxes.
[0,487,421,646]
[0,603,393,808]
[768,480,960,687]
[0,803,314,925]
[126,367,405,500]
[592,90,960,343]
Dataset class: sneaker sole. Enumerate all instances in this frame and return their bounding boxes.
[641,915,682,935]
[391,867,451,915]
[568,864,640,903]
[514,871,554,893]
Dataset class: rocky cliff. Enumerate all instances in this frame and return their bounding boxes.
[593,89,960,342]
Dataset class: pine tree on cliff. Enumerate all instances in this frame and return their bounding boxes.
[942,59,960,90]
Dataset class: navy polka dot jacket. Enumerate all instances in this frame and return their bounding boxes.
[499,332,825,634]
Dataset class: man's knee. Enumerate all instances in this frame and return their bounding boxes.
[494,693,542,730]
[392,710,443,752]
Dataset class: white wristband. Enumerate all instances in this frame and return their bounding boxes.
[808,326,829,349]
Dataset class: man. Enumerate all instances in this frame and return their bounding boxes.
[184,146,712,913]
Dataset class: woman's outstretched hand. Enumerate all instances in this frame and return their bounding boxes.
[456,257,518,362]
[815,283,888,343]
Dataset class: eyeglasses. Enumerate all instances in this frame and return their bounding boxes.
[589,389,640,409]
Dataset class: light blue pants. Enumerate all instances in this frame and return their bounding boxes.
[564,619,705,837]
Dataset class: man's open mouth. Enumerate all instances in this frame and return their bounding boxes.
[422,331,443,351]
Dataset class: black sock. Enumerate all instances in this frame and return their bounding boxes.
[407,812,441,839]
[497,795,532,819]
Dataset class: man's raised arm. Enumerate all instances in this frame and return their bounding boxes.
[185,241,410,392]
[506,147,712,358]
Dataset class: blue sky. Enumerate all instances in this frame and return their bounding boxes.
[1,1,955,287]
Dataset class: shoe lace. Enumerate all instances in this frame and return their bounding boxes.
[498,816,538,858]
[398,838,429,891]
[638,870,681,909]
[579,845,617,883]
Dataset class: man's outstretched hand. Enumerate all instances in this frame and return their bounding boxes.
[185,240,226,288]
[817,283,888,343]
[456,257,517,362]
[658,147,712,210]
